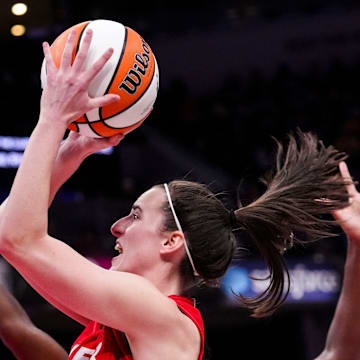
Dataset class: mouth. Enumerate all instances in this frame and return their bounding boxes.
[114,242,123,254]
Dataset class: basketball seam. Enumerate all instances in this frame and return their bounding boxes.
[86,113,105,137]
[77,117,143,129]
[69,21,92,134]
[98,26,128,124]
[99,57,157,127]
[75,21,91,56]
[45,22,91,85]
[77,23,105,137]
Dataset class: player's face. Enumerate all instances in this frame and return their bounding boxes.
[110,186,167,274]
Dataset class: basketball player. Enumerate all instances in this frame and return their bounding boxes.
[0,282,67,360]
[0,28,358,360]
[0,163,359,360]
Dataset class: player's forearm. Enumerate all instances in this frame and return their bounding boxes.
[0,145,85,234]
[0,121,66,248]
[49,141,88,206]
[319,239,360,359]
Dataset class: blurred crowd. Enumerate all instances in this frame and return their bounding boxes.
[156,59,360,180]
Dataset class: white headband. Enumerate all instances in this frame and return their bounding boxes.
[163,183,199,277]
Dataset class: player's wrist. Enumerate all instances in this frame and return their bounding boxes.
[57,142,88,168]
[37,113,68,134]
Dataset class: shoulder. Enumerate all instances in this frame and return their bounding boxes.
[127,295,203,359]
[169,296,204,337]
[170,296,204,360]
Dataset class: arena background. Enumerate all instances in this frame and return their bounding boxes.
[1,1,360,358]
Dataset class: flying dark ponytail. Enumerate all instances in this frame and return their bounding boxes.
[232,130,351,317]
[159,130,352,318]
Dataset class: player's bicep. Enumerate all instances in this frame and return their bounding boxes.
[2,234,180,336]
[27,283,90,326]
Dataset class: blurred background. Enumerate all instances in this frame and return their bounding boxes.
[1,0,360,359]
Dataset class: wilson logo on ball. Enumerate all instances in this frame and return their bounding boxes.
[119,38,152,95]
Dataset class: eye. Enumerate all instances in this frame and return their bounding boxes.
[132,213,139,220]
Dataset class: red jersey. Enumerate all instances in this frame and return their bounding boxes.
[68,295,205,360]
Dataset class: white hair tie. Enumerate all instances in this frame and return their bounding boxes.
[163,183,199,277]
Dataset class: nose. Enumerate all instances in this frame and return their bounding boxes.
[111,217,129,237]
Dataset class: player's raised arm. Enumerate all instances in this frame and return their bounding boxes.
[0,29,201,360]
[315,162,360,360]
[0,30,124,324]
[0,28,118,247]
[0,131,123,327]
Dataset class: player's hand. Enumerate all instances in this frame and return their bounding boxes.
[39,28,119,126]
[59,131,124,161]
[332,162,360,245]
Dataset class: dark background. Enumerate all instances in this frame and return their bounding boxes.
[1,1,360,359]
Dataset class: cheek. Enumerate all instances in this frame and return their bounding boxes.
[130,229,160,255]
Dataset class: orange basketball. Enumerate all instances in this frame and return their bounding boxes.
[40,20,159,137]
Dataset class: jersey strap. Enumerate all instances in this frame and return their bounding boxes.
[169,295,205,360]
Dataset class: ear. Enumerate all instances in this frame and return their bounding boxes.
[160,230,185,255]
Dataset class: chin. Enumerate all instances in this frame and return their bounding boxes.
[110,255,124,271]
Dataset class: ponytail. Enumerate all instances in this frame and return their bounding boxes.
[233,130,351,317]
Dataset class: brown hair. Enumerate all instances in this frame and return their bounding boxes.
[158,130,352,317]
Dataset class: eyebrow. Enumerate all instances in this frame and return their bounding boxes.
[132,204,143,213]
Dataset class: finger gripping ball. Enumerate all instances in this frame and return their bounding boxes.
[40,19,159,137]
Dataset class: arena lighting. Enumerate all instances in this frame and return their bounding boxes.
[10,24,26,37]
[0,136,113,168]
[222,260,341,303]
[11,3,28,16]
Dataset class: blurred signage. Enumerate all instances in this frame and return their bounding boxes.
[89,256,341,303]
[0,136,113,168]
[221,259,341,303]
